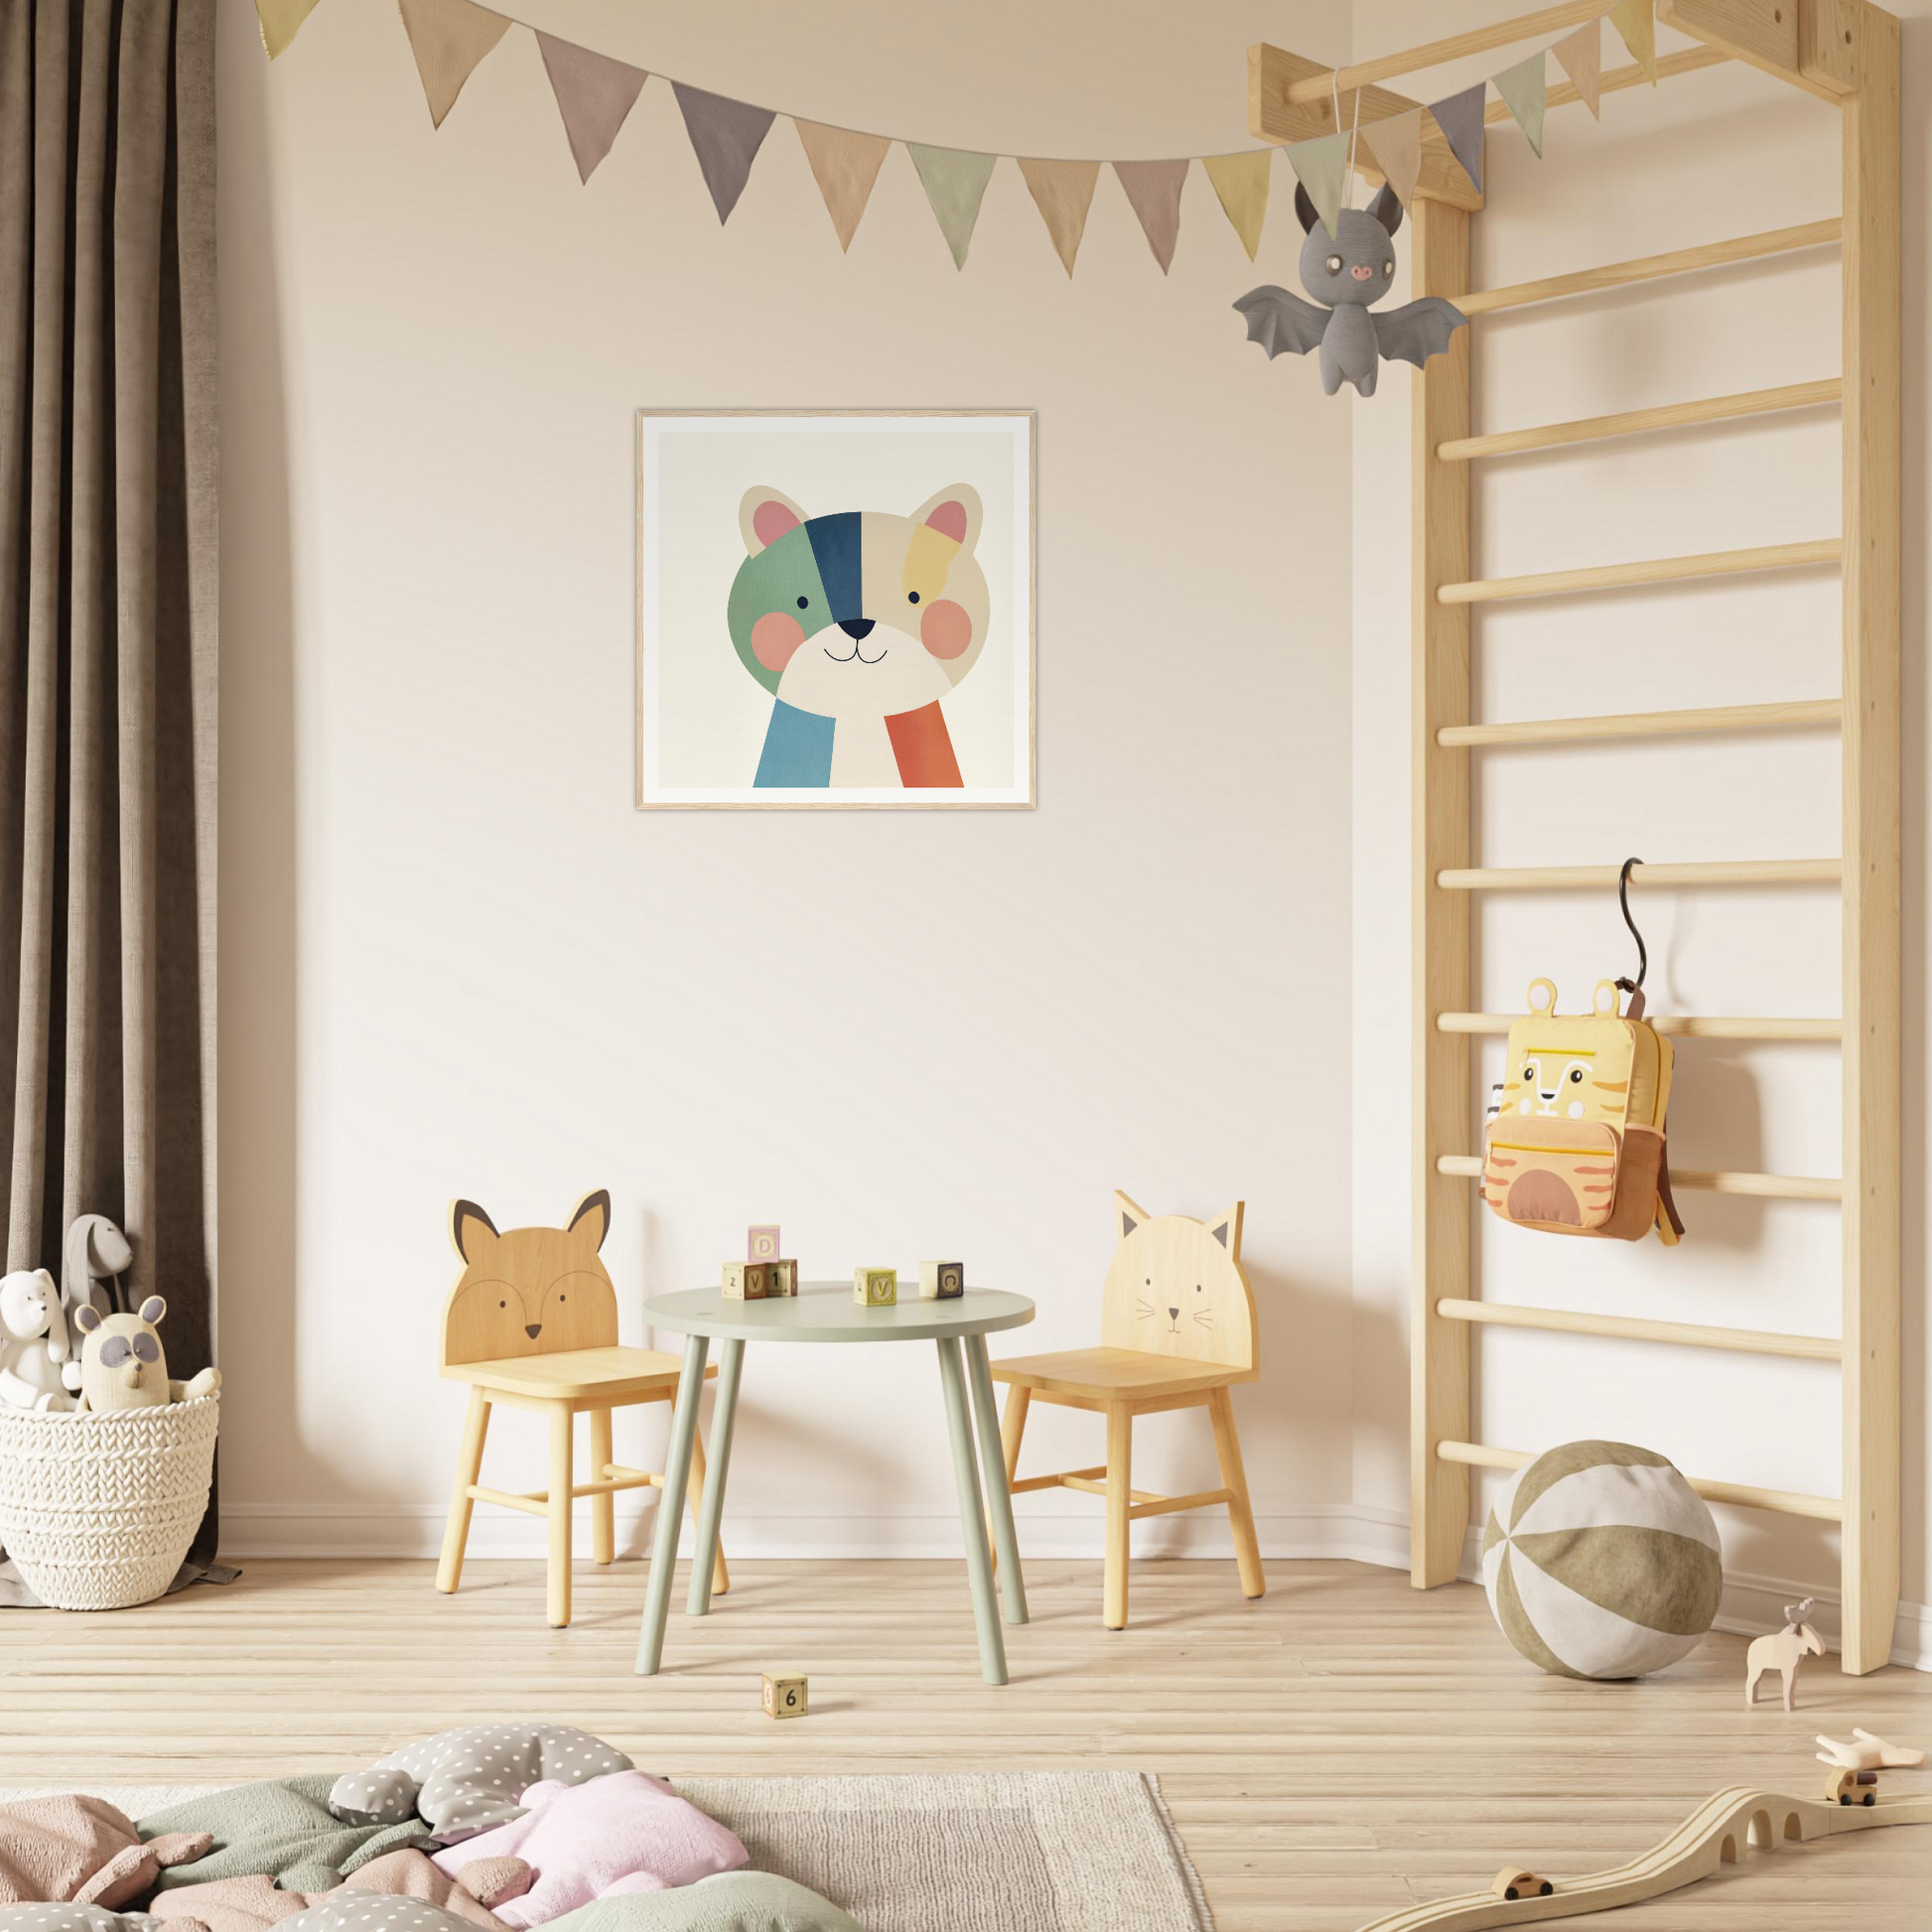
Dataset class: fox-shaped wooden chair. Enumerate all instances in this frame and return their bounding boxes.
[436,1190,727,1628]
[991,1193,1263,1629]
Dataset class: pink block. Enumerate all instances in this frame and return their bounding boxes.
[747,1224,780,1262]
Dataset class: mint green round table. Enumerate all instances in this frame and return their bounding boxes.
[632,1282,1035,1685]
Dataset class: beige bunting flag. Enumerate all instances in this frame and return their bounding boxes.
[536,34,647,183]
[1285,131,1348,239]
[906,146,998,269]
[255,0,323,59]
[1112,160,1188,273]
[1551,20,1603,116]
[1201,151,1270,260]
[1361,107,1424,208]
[397,0,512,129]
[1019,159,1101,276]
[1492,52,1547,158]
[1609,0,1658,81]
[795,122,892,251]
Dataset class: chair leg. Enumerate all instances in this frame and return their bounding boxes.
[590,1407,616,1567]
[436,1387,491,1594]
[547,1403,574,1628]
[1209,1386,1265,1600]
[687,1426,731,1597]
[1105,1403,1132,1631]
[989,1385,1030,1577]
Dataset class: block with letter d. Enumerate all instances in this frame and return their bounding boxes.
[920,1260,965,1300]
[748,1224,780,1262]
[854,1267,897,1307]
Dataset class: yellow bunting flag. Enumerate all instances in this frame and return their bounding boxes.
[1112,160,1188,274]
[255,0,323,59]
[397,0,511,129]
[1492,51,1547,159]
[1019,159,1100,277]
[1551,19,1603,116]
[536,34,647,183]
[906,146,998,270]
[1609,0,1657,82]
[1201,151,1271,260]
[795,122,892,252]
[1285,132,1348,240]
[1361,107,1424,208]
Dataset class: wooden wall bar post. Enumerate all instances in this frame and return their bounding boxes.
[1838,1,1900,1677]
[1411,191,1474,1588]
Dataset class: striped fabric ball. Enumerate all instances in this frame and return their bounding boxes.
[1481,1440,1723,1680]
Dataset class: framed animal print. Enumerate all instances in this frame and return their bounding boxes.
[635,409,1035,808]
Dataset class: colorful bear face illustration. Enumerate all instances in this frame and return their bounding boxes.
[729,484,989,789]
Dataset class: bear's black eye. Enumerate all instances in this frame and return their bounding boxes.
[796,595,808,609]
[1324,254,1342,274]
[907,591,920,604]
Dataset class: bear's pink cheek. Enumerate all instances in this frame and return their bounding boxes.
[919,600,973,660]
[751,612,806,672]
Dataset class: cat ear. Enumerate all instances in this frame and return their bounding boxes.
[739,486,808,554]
[451,1199,499,1264]
[566,1189,612,1254]
[911,484,983,557]
[1205,1202,1245,1264]
[1115,1191,1152,1243]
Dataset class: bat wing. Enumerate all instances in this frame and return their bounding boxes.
[1233,285,1329,360]
[1372,296,1468,370]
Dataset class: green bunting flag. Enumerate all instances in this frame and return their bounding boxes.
[1493,52,1547,159]
[1285,132,1348,240]
[907,146,999,270]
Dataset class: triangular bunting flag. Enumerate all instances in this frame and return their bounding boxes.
[1429,81,1487,193]
[1112,160,1188,273]
[255,0,323,59]
[397,0,511,130]
[1609,0,1657,82]
[907,145,998,269]
[795,121,891,251]
[672,82,776,223]
[1285,132,1348,240]
[536,34,647,183]
[1493,52,1547,158]
[1019,159,1100,277]
[1552,20,1603,116]
[1201,151,1271,260]
[1361,108,1424,208]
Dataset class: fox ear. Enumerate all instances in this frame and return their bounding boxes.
[566,1189,612,1253]
[911,484,982,556]
[740,486,808,554]
[1206,1203,1245,1264]
[1115,1191,1151,1243]
[451,1199,499,1264]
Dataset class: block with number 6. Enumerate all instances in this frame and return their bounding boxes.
[760,1671,808,1720]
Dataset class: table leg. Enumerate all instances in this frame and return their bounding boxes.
[686,1337,744,1617]
[634,1332,709,1676]
[963,1334,1029,1625]
[936,1335,1008,1686]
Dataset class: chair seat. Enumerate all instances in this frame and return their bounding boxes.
[443,1344,714,1403]
[989,1345,1253,1403]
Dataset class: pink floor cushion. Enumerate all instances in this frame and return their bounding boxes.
[429,1774,747,1926]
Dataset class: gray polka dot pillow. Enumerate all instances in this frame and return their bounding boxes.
[0,1910,173,1932]
[277,1902,474,1932]
[328,1725,631,1841]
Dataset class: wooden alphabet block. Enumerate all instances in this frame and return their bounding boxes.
[919,1260,965,1300]
[767,1259,798,1297]
[723,1261,770,1300]
[854,1267,897,1307]
[760,1671,807,1720]
[747,1224,780,1263]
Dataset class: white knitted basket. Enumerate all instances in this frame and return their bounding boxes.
[0,1392,218,1609]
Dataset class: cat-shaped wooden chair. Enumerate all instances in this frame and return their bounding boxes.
[991,1193,1263,1628]
[436,1190,726,1628]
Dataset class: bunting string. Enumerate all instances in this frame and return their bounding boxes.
[260,0,1664,270]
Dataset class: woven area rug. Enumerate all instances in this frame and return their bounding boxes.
[0,1773,1212,1932]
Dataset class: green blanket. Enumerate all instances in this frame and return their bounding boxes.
[136,1780,432,1894]
[544,1875,861,1932]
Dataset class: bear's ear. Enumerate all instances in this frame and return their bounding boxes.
[1367,182,1404,237]
[451,1199,499,1265]
[74,1304,102,1335]
[139,1295,167,1325]
[911,484,983,556]
[1114,1190,1151,1243]
[739,486,808,554]
[566,1189,612,1253]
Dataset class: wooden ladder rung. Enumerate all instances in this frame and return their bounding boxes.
[1435,1297,1842,1361]
[1437,698,1842,748]
[1437,1153,1843,1201]
[1437,858,1841,891]
[1437,1011,1842,1041]
[1439,539,1842,606]
[1458,218,1843,317]
[1436,1441,1844,1521]
[1439,380,1843,463]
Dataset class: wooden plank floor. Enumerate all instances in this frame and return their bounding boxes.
[2,1557,1927,1929]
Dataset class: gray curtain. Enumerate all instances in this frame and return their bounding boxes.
[0,0,219,1580]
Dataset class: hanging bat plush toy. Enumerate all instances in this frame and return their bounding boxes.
[1235,182,1466,397]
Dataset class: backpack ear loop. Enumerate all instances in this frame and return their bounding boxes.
[1614,856,1648,996]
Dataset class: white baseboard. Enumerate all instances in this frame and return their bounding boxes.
[218,1498,1927,1672]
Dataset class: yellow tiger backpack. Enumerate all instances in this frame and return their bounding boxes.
[1481,978,1683,1245]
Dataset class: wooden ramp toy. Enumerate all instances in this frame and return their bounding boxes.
[1353,1775,1932,1931]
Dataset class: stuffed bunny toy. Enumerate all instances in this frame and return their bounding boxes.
[65,1212,135,1318]
[0,1267,79,1411]
[72,1295,219,1412]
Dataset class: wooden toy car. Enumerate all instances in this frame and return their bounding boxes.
[1826,1766,1880,1806]
[1491,1868,1555,1901]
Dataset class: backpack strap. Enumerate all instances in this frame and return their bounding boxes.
[1655,1142,1685,1240]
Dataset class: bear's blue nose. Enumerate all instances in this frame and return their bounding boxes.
[838,619,876,640]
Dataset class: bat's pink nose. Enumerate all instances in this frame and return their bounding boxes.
[1349,265,1374,281]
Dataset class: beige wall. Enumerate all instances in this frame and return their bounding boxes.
[1351,0,1932,1666]
[215,0,1360,1558]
